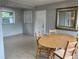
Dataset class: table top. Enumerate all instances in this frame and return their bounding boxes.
[38,34,76,48]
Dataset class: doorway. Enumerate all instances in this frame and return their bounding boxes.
[34,10,46,34]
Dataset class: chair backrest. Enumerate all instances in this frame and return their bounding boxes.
[59,40,69,59]
[68,41,77,48]
[75,34,78,42]
[63,41,69,59]
[34,32,43,45]
[49,29,57,34]
[62,34,78,59]
[67,35,78,53]
[67,40,77,56]
[72,41,78,56]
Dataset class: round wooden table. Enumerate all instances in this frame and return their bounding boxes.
[38,34,76,48]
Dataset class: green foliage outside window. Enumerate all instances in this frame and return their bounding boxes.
[1,11,15,24]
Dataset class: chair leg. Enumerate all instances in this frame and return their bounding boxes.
[50,53,55,59]
[47,49,50,59]
[36,49,41,59]
[48,49,54,59]
[49,53,53,59]
[48,49,53,59]
[53,54,55,59]
[50,52,55,59]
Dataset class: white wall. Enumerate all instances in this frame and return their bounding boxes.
[35,0,78,35]
[2,8,23,37]
[0,19,5,59]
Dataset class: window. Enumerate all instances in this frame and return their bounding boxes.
[1,10,15,24]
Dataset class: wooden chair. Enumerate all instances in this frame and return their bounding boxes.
[67,35,78,56]
[51,39,77,59]
[34,32,51,59]
[49,29,57,35]
[67,36,78,58]
[50,40,69,59]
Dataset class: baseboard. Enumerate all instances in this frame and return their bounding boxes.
[3,33,23,38]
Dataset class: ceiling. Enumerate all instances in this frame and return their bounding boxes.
[8,0,66,7]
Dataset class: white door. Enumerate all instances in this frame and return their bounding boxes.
[35,10,46,34]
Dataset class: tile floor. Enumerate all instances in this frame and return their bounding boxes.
[4,34,78,59]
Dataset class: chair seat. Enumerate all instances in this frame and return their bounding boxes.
[64,56,72,59]
[67,48,75,53]
[54,49,72,59]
